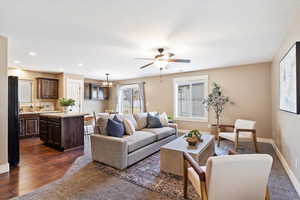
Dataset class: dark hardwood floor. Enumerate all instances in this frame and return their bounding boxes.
[0,137,88,200]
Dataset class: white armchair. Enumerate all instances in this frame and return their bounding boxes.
[183,151,273,200]
[217,119,258,152]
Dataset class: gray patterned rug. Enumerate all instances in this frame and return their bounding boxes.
[15,140,299,200]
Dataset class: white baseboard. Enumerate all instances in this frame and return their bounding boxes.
[0,162,9,174]
[271,141,300,197]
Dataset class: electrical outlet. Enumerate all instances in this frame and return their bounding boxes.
[295,159,298,169]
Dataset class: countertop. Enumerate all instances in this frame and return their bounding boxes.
[19,111,62,115]
[39,112,88,118]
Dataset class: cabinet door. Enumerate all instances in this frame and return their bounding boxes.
[103,87,109,99]
[19,119,25,137]
[25,118,39,136]
[39,119,48,142]
[49,80,58,99]
[41,79,50,98]
[52,124,61,146]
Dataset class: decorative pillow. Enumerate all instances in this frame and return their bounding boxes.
[95,113,111,135]
[147,113,163,128]
[159,112,169,126]
[123,114,138,129]
[113,115,126,134]
[123,119,135,135]
[134,113,148,130]
[106,119,124,138]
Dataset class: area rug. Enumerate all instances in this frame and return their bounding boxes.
[15,141,300,200]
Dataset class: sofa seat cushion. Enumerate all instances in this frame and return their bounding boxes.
[124,131,156,153]
[142,127,175,140]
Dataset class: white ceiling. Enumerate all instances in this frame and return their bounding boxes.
[1,0,300,80]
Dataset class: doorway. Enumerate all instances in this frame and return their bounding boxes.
[66,79,83,113]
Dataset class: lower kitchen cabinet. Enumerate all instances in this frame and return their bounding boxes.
[19,114,39,139]
[39,115,84,151]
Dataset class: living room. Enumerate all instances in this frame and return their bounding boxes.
[1,0,300,200]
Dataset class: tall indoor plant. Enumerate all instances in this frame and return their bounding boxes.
[202,82,229,132]
[59,98,75,113]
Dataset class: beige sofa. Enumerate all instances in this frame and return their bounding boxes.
[91,113,178,169]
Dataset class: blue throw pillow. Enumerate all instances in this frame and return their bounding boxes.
[147,113,162,128]
[107,118,124,137]
[113,115,126,134]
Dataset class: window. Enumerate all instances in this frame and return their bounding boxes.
[173,76,208,121]
[118,84,142,114]
[18,80,32,103]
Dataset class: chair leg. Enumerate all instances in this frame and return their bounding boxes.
[183,159,188,199]
[252,132,259,153]
[217,136,221,147]
[234,133,239,151]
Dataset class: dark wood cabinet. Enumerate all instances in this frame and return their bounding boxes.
[19,114,39,139]
[39,115,84,151]
[85,83,109,100]
[37,78,59,99]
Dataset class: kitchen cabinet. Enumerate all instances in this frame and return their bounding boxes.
[37,78,59,99]
[39,114,84,151]
[19,114,39,138]
[85,83,109,100]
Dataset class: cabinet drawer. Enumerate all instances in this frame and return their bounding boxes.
[48,118,61,124]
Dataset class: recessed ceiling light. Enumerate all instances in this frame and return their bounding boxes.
[78,63,83,67]
[13,60,21,64]
[28,52,37,56]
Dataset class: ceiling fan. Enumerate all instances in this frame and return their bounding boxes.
[135,48,191,70]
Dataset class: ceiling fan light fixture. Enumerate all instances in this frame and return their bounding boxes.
[155,60,168,69]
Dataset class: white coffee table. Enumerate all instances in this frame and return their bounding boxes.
[160,134,215,176]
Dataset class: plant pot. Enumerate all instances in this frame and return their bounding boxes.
[186,137,198,146]
[63,106,69,114]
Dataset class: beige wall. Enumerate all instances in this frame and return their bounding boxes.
[271,12,300,182]
[83,78,107,114]
[0,36,8,173]
[8,68,61,109]
[109,62,272,138]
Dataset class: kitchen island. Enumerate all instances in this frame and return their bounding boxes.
[39,113,86,151]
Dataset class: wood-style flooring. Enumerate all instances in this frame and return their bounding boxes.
[0,137,87,200]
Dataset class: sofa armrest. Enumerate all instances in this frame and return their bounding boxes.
[90,134,128,169]
[168,123,178,136]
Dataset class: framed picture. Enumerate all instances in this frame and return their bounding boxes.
[280,42,300,114]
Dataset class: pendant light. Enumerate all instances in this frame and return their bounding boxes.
[102,73,113,87]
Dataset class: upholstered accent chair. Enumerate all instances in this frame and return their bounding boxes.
[183,151,273,200]
[217,119,258,152]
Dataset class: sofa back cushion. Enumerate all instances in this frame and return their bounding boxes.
[147,113,163,128]
[134,113,148,130]
[107,119,125,138]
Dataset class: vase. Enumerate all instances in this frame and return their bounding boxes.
[63,106,69,114]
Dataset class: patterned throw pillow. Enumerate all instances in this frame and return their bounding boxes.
[106,119,124,138]
[159,112,169,126]
[94,113,111,135]
[134,113,148,130]
[123,119,135,135]
[147,113,163,128]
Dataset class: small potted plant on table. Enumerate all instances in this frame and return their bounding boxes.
[184,130,203,146]
[59,98,75,113]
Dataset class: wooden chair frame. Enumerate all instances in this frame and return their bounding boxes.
[217,124,259,153]
[183,151,270,200]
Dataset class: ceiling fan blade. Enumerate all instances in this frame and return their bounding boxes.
[134,58,155,61]
[140,62,154,69]
[161,59,191,63]
[154,54,164,59]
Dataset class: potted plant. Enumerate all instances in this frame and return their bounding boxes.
[184,129,203,146]
[58,98,75,113]
[202,82,229,137]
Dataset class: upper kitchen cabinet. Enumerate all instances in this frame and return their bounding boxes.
[85,83,109,100]
[37,78,59,99]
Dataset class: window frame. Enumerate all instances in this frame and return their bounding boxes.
[173,75,208,122]
[118,84,141,114]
